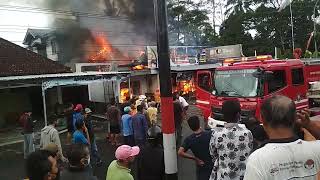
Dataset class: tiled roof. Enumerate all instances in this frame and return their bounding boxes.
[0,38,71,77]
[23,29,54,45]
[26,29,53,38]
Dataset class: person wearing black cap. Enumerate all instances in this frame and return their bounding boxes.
[137,125,165,180]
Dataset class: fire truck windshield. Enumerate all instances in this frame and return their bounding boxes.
[214,69,259,97]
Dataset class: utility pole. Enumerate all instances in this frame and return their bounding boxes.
[212,0,216,36]
[154,0,178,179]
[314,0,320,55]
[289,2,295,52]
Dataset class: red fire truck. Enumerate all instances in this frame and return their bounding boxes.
[195,55,320,124]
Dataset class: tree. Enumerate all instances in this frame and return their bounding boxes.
[167,0,217,46]
[222,0,320,57]
[219,12,254,55]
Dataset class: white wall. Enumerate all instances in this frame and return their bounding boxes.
[46,38,59,61]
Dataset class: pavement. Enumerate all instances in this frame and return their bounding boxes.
[0,104,204,180]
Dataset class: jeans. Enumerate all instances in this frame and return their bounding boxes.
[123,135,135,146]
[135,138,146,147]
[90,138,101,163]
[24,133,35,159]
[196,165,213,180]
[175,124,182,147]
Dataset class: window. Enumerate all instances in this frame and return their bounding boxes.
[291,68,304,85]
[198,73,211,92]
[268,70,286,93]
[51,40,57,54]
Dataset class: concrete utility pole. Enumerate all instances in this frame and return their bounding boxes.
[289,2,295,52]
[314,0,320,55]
[154,0,178,179]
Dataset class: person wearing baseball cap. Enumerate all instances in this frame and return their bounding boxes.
[72,104,84,132]
[106,145,140,180]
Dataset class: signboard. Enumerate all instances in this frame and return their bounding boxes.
[146,46,205,66]
[205,44,243,63]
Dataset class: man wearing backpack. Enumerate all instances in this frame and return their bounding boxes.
[20,110,35,159]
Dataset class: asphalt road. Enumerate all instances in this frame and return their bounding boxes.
[0,105,204,180]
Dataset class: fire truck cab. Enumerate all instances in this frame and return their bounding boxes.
[196,55,320,124]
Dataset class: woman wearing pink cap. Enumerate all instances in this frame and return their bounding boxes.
[106,145,140,180]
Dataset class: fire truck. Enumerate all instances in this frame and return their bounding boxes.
[195,55,320,125]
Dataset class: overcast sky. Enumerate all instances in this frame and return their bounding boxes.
[0,0,227,46]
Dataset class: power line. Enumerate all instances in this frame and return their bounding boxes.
[7,40,151,47]
[0,25,139,34]
[0,4,132,21]
[0,30,139,36]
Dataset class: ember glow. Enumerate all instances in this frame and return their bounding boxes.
[132,64,145,70]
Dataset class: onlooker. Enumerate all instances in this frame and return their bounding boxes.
[178,116,213,180]
[20,110,35,159]
[244,95,320,180]
[146,101,158,126]
[40,114,66,162]
[72,119,90,145]
[26,150,59,180]
[121,96,132,115]
[130,104,137,116]
[121,106,134,146]
[210,100,253,180]
[43,143,64,180]
[242,117,268,150]
[297,109,320,140]
[177,91,189,112]
[64,103,74,144]
[173,95,184,146]
[60,144,98,180]
[132,105,148,147]
[84,108,103,166]
[106,101,121,146]
[137,126,165,180]
[106,145,140,180]
[72,104,84,132]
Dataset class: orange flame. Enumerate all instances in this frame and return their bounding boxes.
[90,35,113,62]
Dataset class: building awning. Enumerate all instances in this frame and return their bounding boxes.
[0,72,129,83]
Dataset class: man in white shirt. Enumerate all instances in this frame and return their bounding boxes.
[176,91,189,114]
[244,95,320,180]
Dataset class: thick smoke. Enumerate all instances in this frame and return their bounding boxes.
[2,0,156,63]
[55,0,156,62]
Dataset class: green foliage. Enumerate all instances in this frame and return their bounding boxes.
[167,0,320,59]
[219,0,320,58]
[167,0,217,46]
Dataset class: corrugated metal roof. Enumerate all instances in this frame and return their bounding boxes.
[171,64,221,72]
[0,72,129,82]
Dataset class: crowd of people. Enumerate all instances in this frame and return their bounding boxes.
[20,93,320,180]
[178,95,320,180]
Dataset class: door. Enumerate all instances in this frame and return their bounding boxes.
[290,67,308,110]
[196,71,213,120]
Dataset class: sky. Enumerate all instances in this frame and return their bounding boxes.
[0,0,227,46]
[0,1,53,45]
